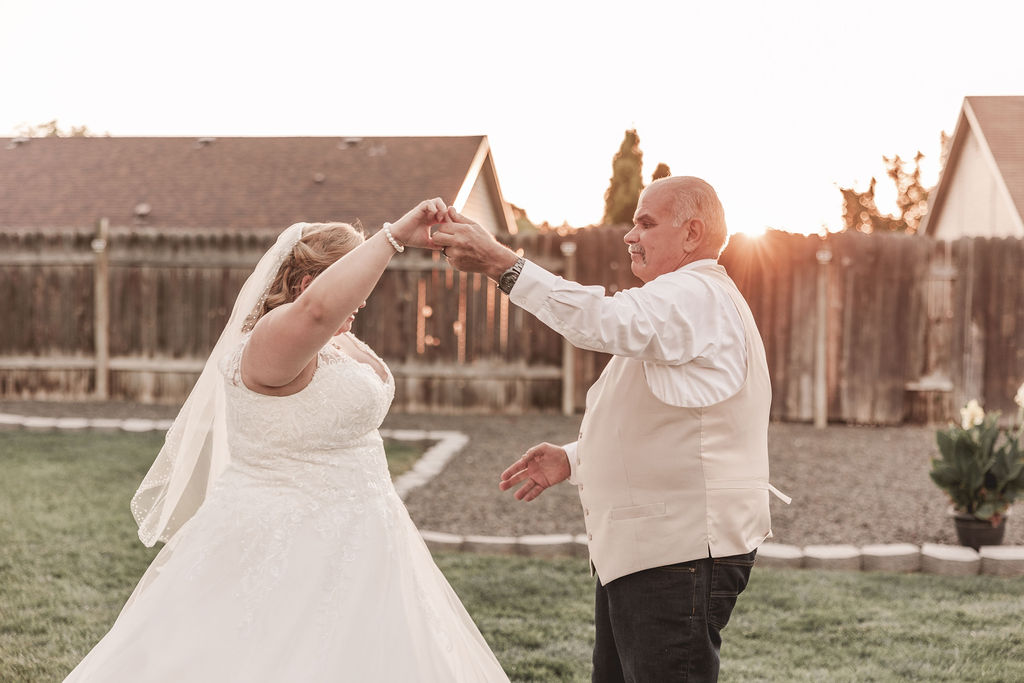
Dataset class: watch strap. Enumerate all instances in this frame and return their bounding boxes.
[498,257,526,295]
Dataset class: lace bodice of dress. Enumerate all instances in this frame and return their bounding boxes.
[219,332,395,468]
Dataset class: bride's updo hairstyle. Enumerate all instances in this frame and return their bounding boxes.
[259,222,364,319]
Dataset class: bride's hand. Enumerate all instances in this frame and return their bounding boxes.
[388,198,447,250]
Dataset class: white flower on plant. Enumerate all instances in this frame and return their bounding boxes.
[1015,382,1024,409]
[960,399,985,430]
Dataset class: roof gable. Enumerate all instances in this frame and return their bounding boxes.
[922,96,1024,236]
[0,136,512,232]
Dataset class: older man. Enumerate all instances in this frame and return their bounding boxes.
[432,176,789,682]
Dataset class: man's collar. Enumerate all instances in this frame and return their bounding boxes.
[677,258,719,272]
[646,259,721,286]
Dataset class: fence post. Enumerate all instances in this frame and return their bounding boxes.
[560,240,578,415]
[814,245,832,428]
[92,218,110,399]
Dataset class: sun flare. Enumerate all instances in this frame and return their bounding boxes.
[731,224,767,238]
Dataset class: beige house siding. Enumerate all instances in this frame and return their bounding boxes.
[932,126,1022,239]
[462,164,502,235]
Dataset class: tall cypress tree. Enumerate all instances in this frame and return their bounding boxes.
[602,129,644,225]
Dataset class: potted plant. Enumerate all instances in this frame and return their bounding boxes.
[929,389,1024,549]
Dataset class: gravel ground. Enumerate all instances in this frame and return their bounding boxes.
[3,400,1021,547]
[388,413,1023,547]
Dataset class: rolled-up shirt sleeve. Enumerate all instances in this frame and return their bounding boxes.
[509,259,727,365]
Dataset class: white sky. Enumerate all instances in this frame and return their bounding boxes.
[2,0,1022,235]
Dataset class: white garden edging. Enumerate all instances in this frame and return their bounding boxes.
[0,413,175,432]
[4,411,1022,576]
[386,429,469,500]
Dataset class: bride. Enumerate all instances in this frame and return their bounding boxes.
[65,199,509,681]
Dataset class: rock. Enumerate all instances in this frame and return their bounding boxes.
[920,543,980,576]
[803,544,861,571]
[756,543,804,569]
[979,545,1024,577]
[54,417,91,430]
[0,413,26,427]
[861,543,921,573]
[119,418,157,432]
[517,534,577,558]
[419,530,464,553]
[87,418,124,431]
[382,429,430,441]
[462,535,519,556]
[21,416,58,429]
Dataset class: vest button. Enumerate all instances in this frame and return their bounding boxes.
[584,508,590,515]
[588,533,593,541]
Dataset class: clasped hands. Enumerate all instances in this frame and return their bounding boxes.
[389,199,518,281]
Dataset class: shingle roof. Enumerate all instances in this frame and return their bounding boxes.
[967,96,1024,221]
[0,136,489,231]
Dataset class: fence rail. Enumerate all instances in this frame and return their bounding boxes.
[2,224,1022,422]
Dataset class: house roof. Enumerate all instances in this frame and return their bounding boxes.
[0,135,513,232]
[922,96,1024,236]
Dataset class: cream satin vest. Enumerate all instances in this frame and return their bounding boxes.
[576,263,784,584]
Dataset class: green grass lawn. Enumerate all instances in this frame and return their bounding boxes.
[381,436,432,478]
[2,431,1023,682]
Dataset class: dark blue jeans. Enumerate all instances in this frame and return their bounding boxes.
[592,549,756,683]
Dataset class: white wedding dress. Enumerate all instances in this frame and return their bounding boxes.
[66,333,509,682]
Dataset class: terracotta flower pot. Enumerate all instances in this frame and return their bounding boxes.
[952,513,1007,550]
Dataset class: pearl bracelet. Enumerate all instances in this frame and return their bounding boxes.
[381,222,405,253]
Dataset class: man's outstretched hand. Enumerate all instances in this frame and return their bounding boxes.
[499,442,571,502]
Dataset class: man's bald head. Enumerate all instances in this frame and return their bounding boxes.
[645,176,729,255]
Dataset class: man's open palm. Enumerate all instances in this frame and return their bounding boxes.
[499,442,571,502]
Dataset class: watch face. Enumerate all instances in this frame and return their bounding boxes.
[499,258,523,293]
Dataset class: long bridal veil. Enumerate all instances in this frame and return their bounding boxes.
[130,223,307,546]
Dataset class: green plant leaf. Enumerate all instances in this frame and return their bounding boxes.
[974,501,1000,520]
[935,429,956,460]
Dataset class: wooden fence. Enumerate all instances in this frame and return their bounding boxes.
[0,226,577,413]
[718,230,1024,423]
[2,224,1022,422]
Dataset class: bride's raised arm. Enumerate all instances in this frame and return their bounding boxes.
[242,198,445,392]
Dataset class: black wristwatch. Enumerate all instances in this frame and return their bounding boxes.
[498,257,526,295]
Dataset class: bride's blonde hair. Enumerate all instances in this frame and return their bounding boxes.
[259,222,364,320]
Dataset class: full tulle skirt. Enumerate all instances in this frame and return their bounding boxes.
[64,465,509,682]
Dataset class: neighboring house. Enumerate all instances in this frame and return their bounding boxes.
[0,135,516,235]
[920,96,1024,239]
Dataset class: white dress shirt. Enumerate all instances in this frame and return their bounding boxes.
[509,258,748,481]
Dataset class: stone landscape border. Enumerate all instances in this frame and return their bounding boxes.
[414,535,1024,578]
[387,429,469,499]
[3,412,1022,578]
